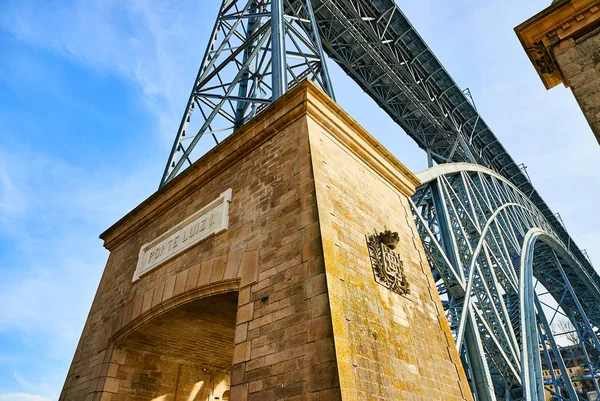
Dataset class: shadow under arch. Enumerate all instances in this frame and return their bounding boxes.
[112,279,241,346]
[106,282,239,401]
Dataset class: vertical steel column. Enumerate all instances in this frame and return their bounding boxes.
[271,0,287,99]
[430,180,495,401]
[520,237,545,401]
[537,332,563,401]
[464,320,496,401]
[303,0,335,100]
[553,251,600,352]
[234,1,258,128]
[552,250,600,397]
[159,0,227,188]
[427,149,434,168]
[458,133,477,164]
[567,310,600,399]
[534,295,578,400]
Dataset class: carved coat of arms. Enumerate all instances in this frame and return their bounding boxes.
[366,229,410,295]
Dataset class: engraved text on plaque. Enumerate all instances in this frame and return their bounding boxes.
[132,188,233,281]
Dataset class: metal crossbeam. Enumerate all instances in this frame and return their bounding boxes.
[310,0,595,288]
[159,2,600,400]
[159,0,334,188]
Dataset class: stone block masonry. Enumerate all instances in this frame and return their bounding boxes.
[554,29,600,144]
[59,80,473,401]
[515,0,600,144]
[305,90,472,401]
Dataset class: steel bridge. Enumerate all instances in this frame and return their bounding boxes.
[158,0,600,400]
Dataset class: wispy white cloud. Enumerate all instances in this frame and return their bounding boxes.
[0,0,212,397]
[0,140,158,397]
[0,394,52,401]
[0,168,27,219]
[0,143,157,324]
[10,372,59,401]
[0,0,218,143]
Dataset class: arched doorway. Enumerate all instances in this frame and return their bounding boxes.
[111,291,238,400]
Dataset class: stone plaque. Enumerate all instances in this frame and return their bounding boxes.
[132,189,232,282]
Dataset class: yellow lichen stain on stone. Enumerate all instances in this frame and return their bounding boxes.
[307,92,472,400]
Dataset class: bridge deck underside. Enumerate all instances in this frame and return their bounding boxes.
[310,0,598,289]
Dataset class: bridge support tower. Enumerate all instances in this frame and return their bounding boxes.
[59,81,473,401]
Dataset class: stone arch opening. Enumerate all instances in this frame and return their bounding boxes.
[111,291,238,401]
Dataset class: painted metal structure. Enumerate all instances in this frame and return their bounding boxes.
[159,0,600,400]
[411,164,600,400]
[159,0,333,187]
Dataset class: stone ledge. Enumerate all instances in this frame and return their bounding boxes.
[304,88,420,197]
[100,82,313,250]
[515,0,600,89]
[100,80,419,250]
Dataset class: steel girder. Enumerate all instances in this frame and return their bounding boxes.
[159,0,334,187]
[158,2,600,399]
[159,0,596,297]
[309,0,597,292]
[411,163,600,401]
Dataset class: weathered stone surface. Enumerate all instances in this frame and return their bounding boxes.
[554,30,600,144]
[515,0,600,144]
[60,80,472,401]
[305,89,472,401]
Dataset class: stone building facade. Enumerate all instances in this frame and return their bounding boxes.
[59,81,473,401]
[515,0,600,144]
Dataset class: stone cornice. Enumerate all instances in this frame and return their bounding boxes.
[101,83,311,250]
[515,0,600,89]
[100,80,419,250]
[303,84,420,198]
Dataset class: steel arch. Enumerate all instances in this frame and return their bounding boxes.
[158,2,600,399]
[410,163,600,401]
[310,0,598,284]
[160,0,596,293]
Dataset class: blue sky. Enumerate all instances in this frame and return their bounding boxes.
[0,1,598,400]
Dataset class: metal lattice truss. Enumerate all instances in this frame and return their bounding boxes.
[411,163,600,401]
[159,2,600,400]
[160,0,596,302]
[160,0,334,187]
[310,0,596,289]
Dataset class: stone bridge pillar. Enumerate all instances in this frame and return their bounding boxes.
[59,80,472,401]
